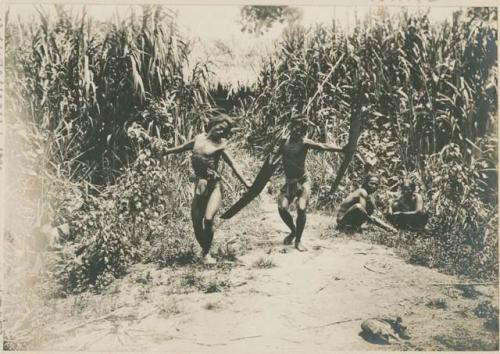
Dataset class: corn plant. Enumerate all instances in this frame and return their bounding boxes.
[238,8,497,278]
[242,8,496,190]
[5,5,213,185]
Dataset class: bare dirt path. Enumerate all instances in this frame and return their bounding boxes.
[41,194,498,352]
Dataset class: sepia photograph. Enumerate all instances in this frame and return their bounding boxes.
[2,1,499,351]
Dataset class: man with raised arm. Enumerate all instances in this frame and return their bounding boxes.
[278,115,346,251]
[154,114,251,264]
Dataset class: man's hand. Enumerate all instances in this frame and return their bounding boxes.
[150,138,163,153]
[245,180,252,189]
[402,211,417,216]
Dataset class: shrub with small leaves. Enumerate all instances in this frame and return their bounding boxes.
[475,301,499,332]
[58,144,195,293]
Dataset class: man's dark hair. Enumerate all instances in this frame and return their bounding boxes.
[401,179,416,192]
[362,175,379,189]
[289,113,311,133]
[207,113,234,133]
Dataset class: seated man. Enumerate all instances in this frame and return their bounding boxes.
[386,180,429,230]
[336,176,379,231]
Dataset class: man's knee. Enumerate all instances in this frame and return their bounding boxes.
[350,203,367,215]
[195,179,208,196]
[354,202,364,210]
[204,218,214,230]
[278,198,289,211]
[297,208,307,220]
[297,198,308,211]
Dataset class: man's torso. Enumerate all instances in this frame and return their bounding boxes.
[338,188,374,215]
[395,194,418,212]
[281,141,308,180]
[191,134,226,179]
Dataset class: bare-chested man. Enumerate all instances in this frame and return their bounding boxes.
[278,116,345,251]
[155,114,251,264]
[336,176,379,232]
[386,180,429,230]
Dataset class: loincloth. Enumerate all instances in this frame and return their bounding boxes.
[281,174,310,200]
[191,153,221,181]
[191,153,221,196]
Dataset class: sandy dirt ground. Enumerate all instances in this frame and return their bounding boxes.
[37,195,498,352]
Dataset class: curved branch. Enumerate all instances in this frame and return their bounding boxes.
[329,106,363,195]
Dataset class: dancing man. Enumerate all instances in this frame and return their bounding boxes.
[277,115,346,251]
[155,114,251,263]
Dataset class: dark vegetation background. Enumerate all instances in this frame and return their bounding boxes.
[3,3,497,312]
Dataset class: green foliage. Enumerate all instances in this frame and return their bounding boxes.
[4,5,220,293]
[419,145,498,278]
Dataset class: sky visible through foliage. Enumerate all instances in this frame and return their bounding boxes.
[9,5,459,40]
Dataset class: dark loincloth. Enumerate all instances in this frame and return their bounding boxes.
[280,174,309,201]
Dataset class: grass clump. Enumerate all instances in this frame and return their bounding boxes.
[253,257,277,269]
[426,298,448,309]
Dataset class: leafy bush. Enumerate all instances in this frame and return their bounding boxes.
[417,145,498,278]
[475,300,499,331]
[56,139,197,293]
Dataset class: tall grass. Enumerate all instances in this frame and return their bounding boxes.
[6,5,213,185]
[241,9,496,195]
[240,8,497,278]
[5,5,260,297]
[4,5,220,298]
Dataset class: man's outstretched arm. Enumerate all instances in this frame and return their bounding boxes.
[222,151,252,189]
[152,139,195,155]
[304,139,346,153]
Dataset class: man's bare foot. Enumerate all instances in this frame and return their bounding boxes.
[200,252,217,265]
[283,233,295,245]
[295,241,308,252]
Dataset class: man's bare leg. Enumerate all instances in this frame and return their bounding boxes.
[295,209,307,251]
[278,193,295,244]
[191,194,207,252]
[202,182,222,264]
[338,203,369,232]
[294,187,310,251]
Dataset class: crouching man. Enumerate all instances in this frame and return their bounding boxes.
[336,176,379,232]
[386,180,429,230]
